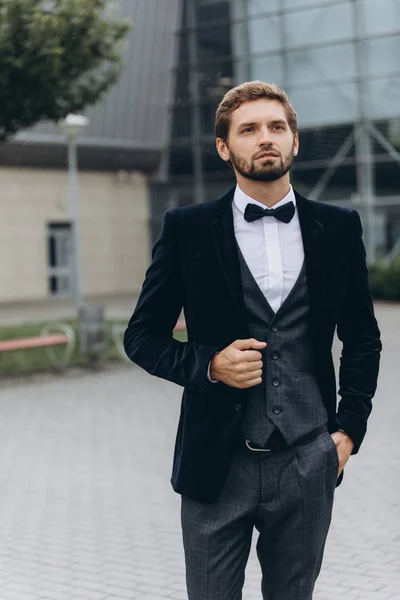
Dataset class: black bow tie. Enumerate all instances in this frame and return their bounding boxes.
[243,201,295,224]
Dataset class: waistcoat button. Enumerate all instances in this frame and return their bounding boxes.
[272,352,279,360]
[271,326,278,333]
[235,404,242,412]
[273,405,282,415]
[272,378,280,387]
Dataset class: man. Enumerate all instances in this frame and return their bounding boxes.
[124,81,381,600]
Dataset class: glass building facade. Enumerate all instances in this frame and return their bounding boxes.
[150,0,400,258]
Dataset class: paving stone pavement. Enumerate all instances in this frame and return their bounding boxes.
[0,303,398,600]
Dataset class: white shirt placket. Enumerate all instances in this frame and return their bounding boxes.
[264,218,284,313]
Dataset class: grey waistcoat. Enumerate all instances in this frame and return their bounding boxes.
[237,243,328,446]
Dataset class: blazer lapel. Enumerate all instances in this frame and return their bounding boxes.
[295,191,324,321]
[211,188,248,324]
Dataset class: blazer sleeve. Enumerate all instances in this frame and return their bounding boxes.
[336,210,382,453]
[123,209,221,393]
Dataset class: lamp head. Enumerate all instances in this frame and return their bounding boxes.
[58,114,90,138]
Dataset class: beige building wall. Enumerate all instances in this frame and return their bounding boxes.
[0,167,150,303]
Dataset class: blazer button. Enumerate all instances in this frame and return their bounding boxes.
[235,404,242,412]
[271,326,278,333]
[272,379,280,387]
[273,405,282,415]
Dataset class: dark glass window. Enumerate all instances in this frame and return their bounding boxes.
[299,125,354,163]
[48,236,56,268]
[164,0,235,200]
[169,146,194,176]
[174,64,191,103]
[172,105,192,138]
[202,141,227,173]
[195,0,230,26]
[200,101,219,135]
[197,21,232,62]
[50,276,57,293]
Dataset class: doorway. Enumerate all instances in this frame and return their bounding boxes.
[47,223,73,296]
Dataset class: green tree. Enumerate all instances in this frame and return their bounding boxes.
[0,0,132,142]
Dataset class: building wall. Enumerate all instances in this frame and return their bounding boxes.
[163,0,400,257]
[238,0,400,128]
[0,167,149,302]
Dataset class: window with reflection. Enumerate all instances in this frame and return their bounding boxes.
[247,0,279,16]
[197,62,234,101]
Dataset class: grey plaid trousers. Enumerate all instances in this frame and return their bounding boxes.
[181,430,338,600]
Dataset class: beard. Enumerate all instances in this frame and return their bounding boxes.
[228,144,296,182]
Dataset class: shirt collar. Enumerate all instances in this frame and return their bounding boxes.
[233,184,296,215]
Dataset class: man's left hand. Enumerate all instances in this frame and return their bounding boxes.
[330,431,355,476]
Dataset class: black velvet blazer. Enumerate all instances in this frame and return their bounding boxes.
[124,188,382,503]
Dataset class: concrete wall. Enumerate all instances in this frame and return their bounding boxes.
[0,167,149,303]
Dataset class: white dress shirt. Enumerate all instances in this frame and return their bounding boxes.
[207,183,305,382]
[232,184,304,312]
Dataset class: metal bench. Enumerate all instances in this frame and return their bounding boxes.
[174,318,186,331]
[0,323,75,371]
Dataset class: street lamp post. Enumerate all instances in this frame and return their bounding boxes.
[57,114,90,312]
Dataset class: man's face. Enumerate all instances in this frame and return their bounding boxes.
[217,99,299,182]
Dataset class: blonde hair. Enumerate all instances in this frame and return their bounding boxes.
[215,80,298,140]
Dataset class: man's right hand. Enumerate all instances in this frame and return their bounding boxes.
[209,338,266,389]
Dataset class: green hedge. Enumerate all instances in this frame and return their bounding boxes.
[368,259,400,301]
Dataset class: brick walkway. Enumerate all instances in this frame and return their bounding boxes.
[0,303,398,599]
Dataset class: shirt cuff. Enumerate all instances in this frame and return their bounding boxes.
[207,359,219,383]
